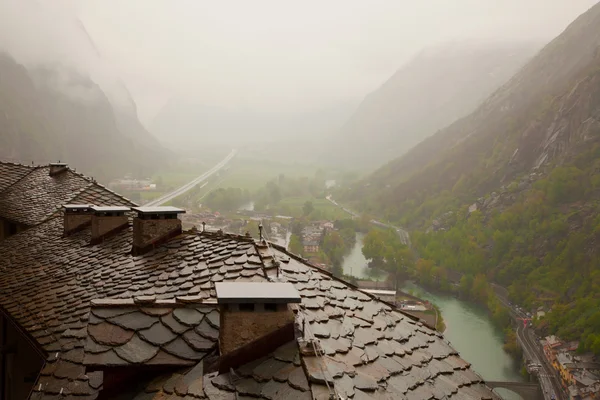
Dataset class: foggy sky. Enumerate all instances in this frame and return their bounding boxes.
[1,0,598,126]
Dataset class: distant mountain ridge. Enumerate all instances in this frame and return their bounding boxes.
[0,53,169,182]
[348,4,600,211]
[340,2,600,355]
[326,41,540,170]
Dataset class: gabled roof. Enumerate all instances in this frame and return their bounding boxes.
[0,161,136,226]
[0,161,35,192]
[0,218,499,400]
[0,160,499,400]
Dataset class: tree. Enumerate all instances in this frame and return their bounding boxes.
[291,219,306,236]
[416,258,435,286]
[323,231,345,266]
[302,201,314,217]
[384,244,414,284]
[289,234,304,256]
[362,230,387,265]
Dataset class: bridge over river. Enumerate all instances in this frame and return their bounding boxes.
[487,381,543,400]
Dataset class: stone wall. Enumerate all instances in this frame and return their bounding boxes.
[63,213,91,236]
[219,307,294,354]
[91,215,128,242]
[133,218,181,250]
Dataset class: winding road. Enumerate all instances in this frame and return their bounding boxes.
[145,149,237,207]
[492,284,564,400]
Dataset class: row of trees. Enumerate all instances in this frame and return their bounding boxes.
[410,144,600,354]
[254,171,328,212]
[361,228,414,285]
[203,187,251,212]
[322,225,356,276]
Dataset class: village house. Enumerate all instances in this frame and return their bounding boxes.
[543,335,600,399]
[0,160,500,400]
[543,335,564,364]
[302,238,320,254]
[301,224,325,254]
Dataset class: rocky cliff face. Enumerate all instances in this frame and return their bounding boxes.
[0,53,168,181]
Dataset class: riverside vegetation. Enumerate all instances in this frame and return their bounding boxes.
[339,3,600,356]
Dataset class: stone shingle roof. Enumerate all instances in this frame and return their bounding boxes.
[0,216,499,400]
[0,161,35,192]
[0,160,499,400]
[83,301,220,367]
[0,162,135,226]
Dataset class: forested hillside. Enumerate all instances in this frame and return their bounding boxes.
[341,3,600,353]
[0,53,169,182]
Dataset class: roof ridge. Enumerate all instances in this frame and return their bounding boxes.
[268,240,422,323]
[0,160,42,169]
[40,182,96,224]
[194,229,256,243]
[0,163,44,196]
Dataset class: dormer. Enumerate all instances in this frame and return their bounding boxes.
[215,282,300,370]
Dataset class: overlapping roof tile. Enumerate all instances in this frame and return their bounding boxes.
[0,164,135,226]
[0,167,91,225]
[0,162,499,400]
[83,302,219,368]
[0,161,35,192]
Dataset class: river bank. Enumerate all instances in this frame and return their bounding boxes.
[341,233,524,399]
[402,282,524,399]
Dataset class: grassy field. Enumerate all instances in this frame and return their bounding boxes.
[213,157,321,191]
[277,196,350,219]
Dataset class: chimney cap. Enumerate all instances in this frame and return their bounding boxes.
[90,205,131,214]
[49,162,68,167]
[131,206,186,215]
[64,204,94,211]
[63,204,94,210]
[215,282,301,304]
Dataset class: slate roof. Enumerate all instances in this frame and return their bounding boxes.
[0,160,499,400]
[0,216,500,400]
[0,161,135,226]
[83,301,220,367]
[0,161,35,192]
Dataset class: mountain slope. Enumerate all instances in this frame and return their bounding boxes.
[348,3,600,220]
[327,42,539,169]
[0,53,169,181]
[342,3,600,354]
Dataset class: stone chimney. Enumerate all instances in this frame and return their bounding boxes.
[214,282,300,372]
[131,206,186,255]
[90,206,130,245]
[63,204,93,236]
[49,162,69,176]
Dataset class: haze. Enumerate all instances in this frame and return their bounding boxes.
[0,0,597,128]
